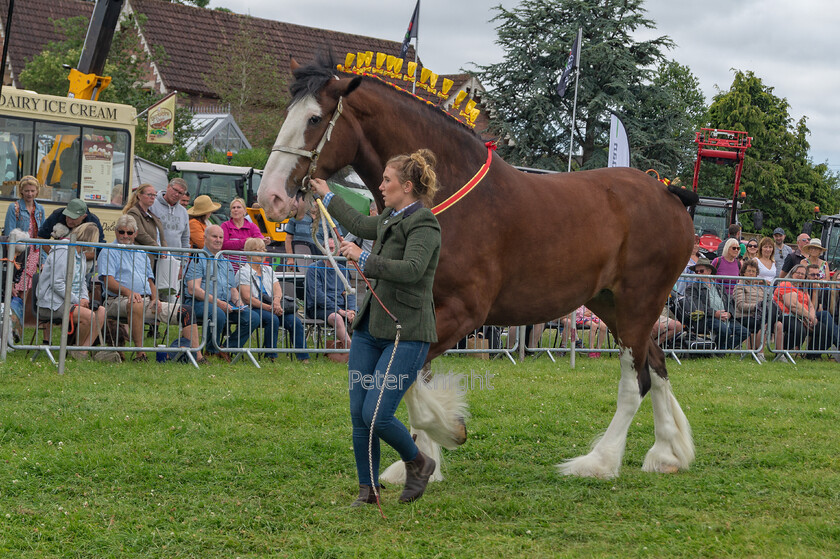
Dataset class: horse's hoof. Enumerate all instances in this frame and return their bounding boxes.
[454,416,468,445]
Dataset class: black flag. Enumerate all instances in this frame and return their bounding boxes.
[399,1,420,59]
[556,33,580,97]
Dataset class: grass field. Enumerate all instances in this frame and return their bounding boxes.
[1,351,838,558]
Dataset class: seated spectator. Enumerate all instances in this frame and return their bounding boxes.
[235,238,310,363]
[674,235,701,295]
[98,215,203,363]
[804,263,840,360]
[772,264,813,359]
[652,309,683,348]
[221,197,268,270]
[36,223,105,360]
[560,305,609,357]
[284,198,316,268]
[187,195,220,249]
[38,198,105,243]
[733,258,767,361]
[683,257,748,350]
[183,224,261,360]
[2,229,29,341]
[305,238,356,349]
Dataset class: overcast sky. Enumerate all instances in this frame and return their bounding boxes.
[209,0,840,170]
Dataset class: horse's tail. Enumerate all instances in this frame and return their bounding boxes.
[667,185,699,207]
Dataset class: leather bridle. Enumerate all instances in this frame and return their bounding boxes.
[269,96,345,193]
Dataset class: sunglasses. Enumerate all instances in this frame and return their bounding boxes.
[117,229,135,235]
[747,244,757,248]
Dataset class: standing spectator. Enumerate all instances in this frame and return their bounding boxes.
[4,176,45,321]
[780,233,810,278]
[183,224,260,360]
[236,237,310,363]
[4,175,45,235]
[38,198,105,243]
[345,200,379,253]
[711,238,742,296]
[772,227,792,276]
[744,239,759,261]
[716,223,742,257]
[683,258,748,350]
[150,178,190,250]
[804,264,840,359]
[221,197,267,270]
[755,237,777,283]
[187,195,221,250]
[36,222,106,360]
[123,184,165,254]
[179,192,191,208]
[283,198,316,257]
[801,238,830,279]
[305,237,356,349]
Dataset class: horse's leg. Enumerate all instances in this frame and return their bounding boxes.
[642,342,695,473]
[557,344,643,478]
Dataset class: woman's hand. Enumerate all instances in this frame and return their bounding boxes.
[309,178,331,198]
[339,240,361,262]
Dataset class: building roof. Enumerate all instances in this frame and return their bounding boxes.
[128,0,417,98]
[0,0,94,86]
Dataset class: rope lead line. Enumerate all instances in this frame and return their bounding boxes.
[311,195,401,519]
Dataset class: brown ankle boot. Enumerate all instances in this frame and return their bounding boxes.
[350,484,379,507]
[399,451,436,503]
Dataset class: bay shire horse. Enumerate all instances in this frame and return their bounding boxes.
[259,56,697,479]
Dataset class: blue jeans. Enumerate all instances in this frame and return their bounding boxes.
[348,319,430,486]
[811,311,840,351]
[251,309,310,360]
[189,299,260,352]
[707,317,748,350]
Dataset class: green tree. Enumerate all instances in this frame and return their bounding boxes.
[473,0,689,173]
[707,70,840,236]
[202,23,288,152]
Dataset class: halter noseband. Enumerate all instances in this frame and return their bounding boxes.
[270,96,345,192]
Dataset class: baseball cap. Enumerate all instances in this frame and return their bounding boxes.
[772,227,785,235]
[63,198,88,219]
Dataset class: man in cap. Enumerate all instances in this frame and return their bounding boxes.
[683,257,748,350]
[780,233,810,278]
[772,227,792,276]
[38,198,105,242]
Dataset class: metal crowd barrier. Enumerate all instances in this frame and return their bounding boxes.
[519,272,840,365]
[212,249,357,366]
[443,325,518,363]
[1,237,206,370]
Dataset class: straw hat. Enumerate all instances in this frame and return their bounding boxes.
[804,238,827,252]
[187,195,221,216]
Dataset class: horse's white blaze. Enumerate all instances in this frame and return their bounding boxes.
[558,348,642,478]
[258,95,322,220]
[643,370,694,473]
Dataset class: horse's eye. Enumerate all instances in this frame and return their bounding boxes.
[308,115,322,126]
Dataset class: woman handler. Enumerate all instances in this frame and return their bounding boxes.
[310,148,441,506]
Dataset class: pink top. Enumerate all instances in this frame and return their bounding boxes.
[221,219,263,270]
[221,219,263,250]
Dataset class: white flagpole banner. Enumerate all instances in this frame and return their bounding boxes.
[608,114,630,168]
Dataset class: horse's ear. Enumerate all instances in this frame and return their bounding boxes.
[344,76,362,97]
[290,58,300,71]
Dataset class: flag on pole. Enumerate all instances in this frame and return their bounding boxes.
[607,114,630,168]
[399,1,420,59]
[145,91,177,145]
[556,32,580,97]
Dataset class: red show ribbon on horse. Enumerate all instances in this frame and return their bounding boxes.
[431,146,493,216]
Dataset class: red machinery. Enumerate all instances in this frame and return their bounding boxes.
[691,128,752,252]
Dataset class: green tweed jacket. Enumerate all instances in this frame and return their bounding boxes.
[326,194,441,343]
